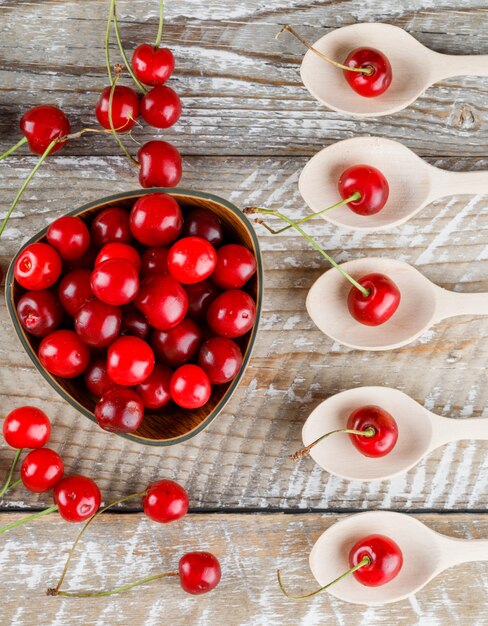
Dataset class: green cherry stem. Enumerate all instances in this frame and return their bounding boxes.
[112,0,147,93]
[48,572,179,598]
[276,25,373,75]
[0,449,23,497]
[277,556,371,600]
[108,70,140,167]
[154,0,164,48]
[291,427,376,461]
[105,0,115,85]
[0,505,58,535]
[0,136,28,162]
[244,207,369,297]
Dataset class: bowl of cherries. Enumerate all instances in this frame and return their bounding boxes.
[5,188,262,446]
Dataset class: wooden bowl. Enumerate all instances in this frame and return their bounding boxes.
[5,188,263,446]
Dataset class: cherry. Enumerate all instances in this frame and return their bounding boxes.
[54,475,101,522]
[96,85,139,132]
[347,273,400,326]
[184,279,220,321]
[58,269,94,317]
[74,299,122,348]
[130,193,183,247]
[47,216,91,261]
[140,86,182,129]
[17,289,63,338]
[64,244,99,271]
[338,165,389,216]
[151,319,202,368]
[95,243,141,272]
[347,405,398,457]
[14,243,62,290]
[21,448,64,493]
[137,140,182,189]
[170,364,211,409]
[136,363,172,409]
[183,208,223,247]
[20,105,71,155]
[3,406,51,449]
[198,337,243,385]
[84,357,120,398]
[178,552,221,595]
[135,275,188,331]
[95,388,144,434]
[90,207,132,247]
[207,289,256,338]
[121,305,151,340]
[107,336,155,385]
[349,534,403,587]
[211,244,256,289]
[168,236,217,285]
[131,44,175,86]
[38,330,90,378]
[140,246,169,277]
[142,479,188,523]
[343,48,392,97]
[91,258,139,306]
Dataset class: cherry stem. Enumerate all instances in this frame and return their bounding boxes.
[291,426,375,461]
[48,572,179,598]
[111,0,147,93]
[105,0,115,84]
[0,504,58,535]
[277,555,370,600]
[52,491,147,594]
[244,207,369,297]
[154,0,164,48]
[108,70,140,167]
[0,449,23,497]
[0,136,28,162]
[277,25,373,75]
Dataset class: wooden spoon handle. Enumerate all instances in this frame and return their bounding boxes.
[436,289,488,320]
[434,170,488,198]
[432,415,488,446]
[433,54,488,79]
[441,537,488,567]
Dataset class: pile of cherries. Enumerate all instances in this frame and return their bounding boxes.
[14,193,257,435]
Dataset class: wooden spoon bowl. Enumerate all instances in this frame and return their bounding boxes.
[5,188,263,446]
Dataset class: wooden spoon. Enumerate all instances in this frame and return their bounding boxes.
[306,257,488,351]
[309,511,488,605]
[299,22,488,116]
[301,386,488,481]
[299,137,488,231]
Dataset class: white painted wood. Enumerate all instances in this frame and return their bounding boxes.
[299,137,488,231]
[300,23,488,116]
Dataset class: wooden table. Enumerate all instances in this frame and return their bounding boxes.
[1,1,487,624]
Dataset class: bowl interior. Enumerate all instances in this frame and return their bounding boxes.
[6,188,263,446]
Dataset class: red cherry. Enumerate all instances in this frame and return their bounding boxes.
[135,275,188,331]
[3,406,51,449]
[184,279,220,322]
[121,305,151,340]
[207,289,256,338]
[84,357,121,398]
[347,273,400,326]
[95,243,141,272]
[14,243,62,290]
[96,85,139,132]
[168,237,217,285]
[64,244,99,271]
[91,258,139,306]
[17,289,63,338]
[349,534,403,586]
[107,336,155,385]
[142,479,188,523]
[151,319,202,368]
[170,364,211,409]
[95,388,144,434]
[343,48,392,97]
[131,44,175,86]
[39,330,90,378]
[21,448,64,493]
[346,405,398,457]
[140,86,182,129]
[130,193,183,246]
[58,269,94,317]
[178,552,221,595]
[90,207,132,247]
[46,216,90,261]
[75,299,122,348]
[183,209,223,247]
[137,140,182,188]
[140,247,169,277]
[20,105,71,155]
[198,337,243,384]
[136,363,172,409]
[53,475,101,522]
[212,244,256,289]
[338,165,389,216]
